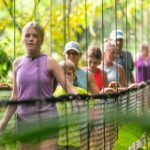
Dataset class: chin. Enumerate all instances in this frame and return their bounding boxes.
[90,68,95,73]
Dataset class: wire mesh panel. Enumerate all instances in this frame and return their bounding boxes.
[104,97,118,150]
[57,97,89,150]
[148,84,150,111]
[0,87,16,150]
[128,90,137,114]
[0,84,150,150]
[143,86,149,113]
[118,92,129,125]
[88,98,105,150]
[136,88,143,115]
[119,93,128,114]
[0,87,12,101]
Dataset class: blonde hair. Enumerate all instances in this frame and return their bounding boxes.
[60,60,75,74]
[104,40,115,52]
[22,22,44,44]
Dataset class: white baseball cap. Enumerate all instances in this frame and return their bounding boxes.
[64,41,82,54]
[110,29,124,40]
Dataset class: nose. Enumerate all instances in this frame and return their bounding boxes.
[68,54,74,59]
[29,35,34,40]
[117,40,120,45]
[90,63,94,68]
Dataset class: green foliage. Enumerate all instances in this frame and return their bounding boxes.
[0,40,13,79]
[113,123,144,150]
[0,0,150,77]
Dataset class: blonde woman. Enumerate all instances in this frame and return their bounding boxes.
[0,22,78,150]
[99,40,127,90]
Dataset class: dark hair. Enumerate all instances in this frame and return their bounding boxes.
[88,46,102,60]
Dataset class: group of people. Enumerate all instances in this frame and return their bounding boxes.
[0,22,149,150]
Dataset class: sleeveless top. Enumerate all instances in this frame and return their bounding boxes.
[135,55,150,83]
[75,68,88,90]
[16,54,56,121]
[94,68,103,90]
[83,67,103,91]
[99,64,119,83]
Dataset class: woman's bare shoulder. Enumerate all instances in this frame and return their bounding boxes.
[47,56,60,71]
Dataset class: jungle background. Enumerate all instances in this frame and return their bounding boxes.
[0,1,150,149]
[0,0,150,83]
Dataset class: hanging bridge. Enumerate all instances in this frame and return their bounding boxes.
[0,83,150,149]
[0,0,150,150]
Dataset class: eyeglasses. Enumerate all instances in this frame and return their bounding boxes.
[66,51,79,56]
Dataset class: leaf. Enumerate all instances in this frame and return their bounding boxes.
[113,123,144,150]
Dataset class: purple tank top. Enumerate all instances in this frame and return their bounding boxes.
[16,54,56,121]
[136,56,150,83]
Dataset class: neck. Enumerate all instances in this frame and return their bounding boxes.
[89,68,96,73]
[27,51,42,58]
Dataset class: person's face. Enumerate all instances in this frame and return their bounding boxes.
[142,45,149,57]
[88,56,100,73]
[115,38,123,54]
[64,69,74,82]
[65,50,81,68]
[104,46,116,63]
[23,27,41,54]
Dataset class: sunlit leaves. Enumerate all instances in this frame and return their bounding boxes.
[0,0,150,79]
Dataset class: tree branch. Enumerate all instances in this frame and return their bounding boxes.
[3,0,22,33]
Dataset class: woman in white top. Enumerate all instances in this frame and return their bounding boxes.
[99,40,127,88]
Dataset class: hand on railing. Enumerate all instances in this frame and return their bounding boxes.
[128,83,139,89]
[100,87,117,94]
[138,81,146,86]
[108,81,121,89]
[108,81,128,92]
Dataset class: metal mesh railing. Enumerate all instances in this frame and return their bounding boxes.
[0,83,149,150]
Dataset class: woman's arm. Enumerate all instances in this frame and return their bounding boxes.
[101,70,108,87]
[0,59,19,131]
